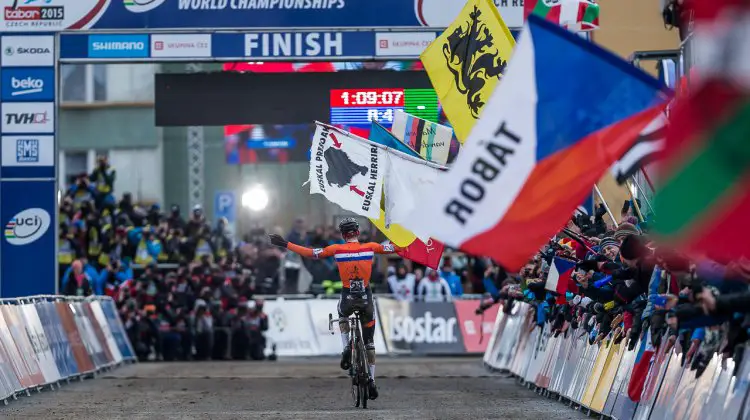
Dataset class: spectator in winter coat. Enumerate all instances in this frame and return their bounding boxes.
[388,264,416,302]
[439,259,464,297]
[417,269,452,302]
[64,260,93,297]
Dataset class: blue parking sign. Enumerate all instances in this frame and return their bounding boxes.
[214,191,236,229]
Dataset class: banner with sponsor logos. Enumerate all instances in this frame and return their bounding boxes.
[0,0,525,32]
[0,33,57,298]
[0,297,135,405]
[0,180,56,297]
[264,299,320,357]
[377,298,466,355]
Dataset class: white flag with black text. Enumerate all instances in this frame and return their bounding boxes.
[309,123,387,219]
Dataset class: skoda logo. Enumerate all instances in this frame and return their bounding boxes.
[4,47,13,56]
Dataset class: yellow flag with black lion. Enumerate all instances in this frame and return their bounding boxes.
[421,0,515,143]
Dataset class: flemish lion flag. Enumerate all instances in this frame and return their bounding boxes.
[420,0,515,143]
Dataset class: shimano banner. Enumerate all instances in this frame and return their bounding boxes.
[378,298,465,355]
[0,0,524,32]
[0,180,56,297]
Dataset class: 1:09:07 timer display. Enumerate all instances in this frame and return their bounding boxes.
[330,89,405,107]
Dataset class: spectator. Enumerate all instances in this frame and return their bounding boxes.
[417,269,452,302]
[388,264,416,301]
[89,155,116,208]
[439,259,463,297]
[64,260,93,297]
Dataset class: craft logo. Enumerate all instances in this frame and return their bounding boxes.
[442,5,507,119]
[16,138,39,163]
[4,208,51,245]
[271,308,286,332]
[123,0,166,13]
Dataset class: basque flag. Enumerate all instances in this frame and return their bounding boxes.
[404,16,668,271]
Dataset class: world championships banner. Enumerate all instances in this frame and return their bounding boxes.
[0,0,524,32]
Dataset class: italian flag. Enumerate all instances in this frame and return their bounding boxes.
[524,0,600,31]
[653,1,750,261]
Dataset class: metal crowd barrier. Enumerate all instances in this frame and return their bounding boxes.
[0,295,136,405]
[483,301,750,419]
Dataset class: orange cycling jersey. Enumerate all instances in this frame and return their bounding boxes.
[287,241,398,288]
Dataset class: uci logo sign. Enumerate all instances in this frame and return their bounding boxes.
[123,0,167,13]
[4,208,51,246]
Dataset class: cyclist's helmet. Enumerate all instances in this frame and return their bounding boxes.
[338,217,360,237]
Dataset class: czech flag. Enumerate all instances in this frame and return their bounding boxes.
[404,16,667,271]
[544,257,576,304]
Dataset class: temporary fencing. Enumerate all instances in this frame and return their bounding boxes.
[483,301,750,419]
[263,296,497,357]
[0,295,135,404]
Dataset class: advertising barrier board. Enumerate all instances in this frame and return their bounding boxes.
[481,301,750,420]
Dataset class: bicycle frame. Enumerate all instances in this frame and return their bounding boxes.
[329,312,371,408]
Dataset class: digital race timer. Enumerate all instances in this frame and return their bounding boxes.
[330,89,405,107]
[329,88,439,130]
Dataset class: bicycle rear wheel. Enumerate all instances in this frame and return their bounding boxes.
[356,325,369,409]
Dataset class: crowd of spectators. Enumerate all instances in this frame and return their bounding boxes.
[481,198,750,377]
[57,156,482,361]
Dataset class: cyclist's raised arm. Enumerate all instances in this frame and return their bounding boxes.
[367,242,403,255]
[268,234,337,259]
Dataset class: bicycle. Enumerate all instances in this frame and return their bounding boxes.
[329,306,371,409]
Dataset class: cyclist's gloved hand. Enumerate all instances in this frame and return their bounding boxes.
[268,234,288,248]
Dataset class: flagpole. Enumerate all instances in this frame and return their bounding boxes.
[316,121,448,171]
[593,185,619,228]
[626,180,646,223]
[640,167,656,192]
[631,177,656,215]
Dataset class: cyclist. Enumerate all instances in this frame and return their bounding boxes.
[269,217,401,400]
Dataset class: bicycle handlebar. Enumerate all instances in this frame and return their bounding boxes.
[329,313,358,334]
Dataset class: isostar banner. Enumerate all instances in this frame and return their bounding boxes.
[0,180,56,297]
[377,298,465,354]
[0,0,525,32]
[453,300,499,353]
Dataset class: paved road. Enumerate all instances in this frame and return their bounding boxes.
[4,357,586,420]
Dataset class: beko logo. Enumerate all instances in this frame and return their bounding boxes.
[10,77,44,96]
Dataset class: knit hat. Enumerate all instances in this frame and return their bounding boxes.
[614,223,639,241]
[599,237,619,250]
[619,234,646,260]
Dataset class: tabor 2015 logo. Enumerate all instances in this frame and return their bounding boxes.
[4,208,51,245]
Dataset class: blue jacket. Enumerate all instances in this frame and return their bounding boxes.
[98,266,134,291]
[440,270,463,297]
[128,227,163,262]
[62,263,101,294]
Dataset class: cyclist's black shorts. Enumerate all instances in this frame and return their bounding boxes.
[338,287,374,320]
[338,287,376,350]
